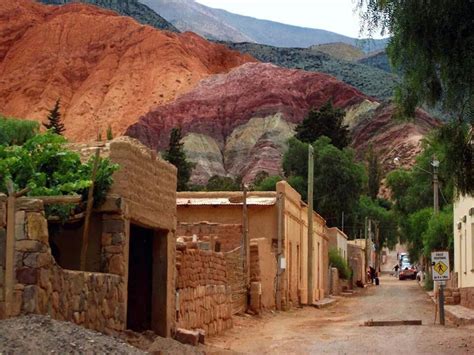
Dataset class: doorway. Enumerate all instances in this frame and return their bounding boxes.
[127,224,154,331]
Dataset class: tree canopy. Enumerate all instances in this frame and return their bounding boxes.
[0,116,39,146]
[295,101,350,149]
[43,99,65,135]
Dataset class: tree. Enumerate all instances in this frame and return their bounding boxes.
[357,0,473,195]
[205,175,240,191]
[295,101,350,149]
[283,136,366,230]
[106,125,114,140]
[43,99,65,135]
[366,145,382,200]
[163,127,194,191]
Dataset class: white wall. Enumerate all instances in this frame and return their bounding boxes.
[454,195,474,288]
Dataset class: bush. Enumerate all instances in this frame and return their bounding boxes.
[424,276,434,291]
[329,248,352,280]
[0,116,39,146]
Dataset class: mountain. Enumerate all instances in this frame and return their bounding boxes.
[310,42,365,61]
[139,0,387,51]
[126,62,438,185]
[358,50,392,72]
[220,42,399,101]
[39,0,179,32]
[0,0,254,141]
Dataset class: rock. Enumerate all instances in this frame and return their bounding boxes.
[108,255,124,275]
[175,328,200,346]
[16,240,43,253]
[0,0,253,142]
[22,285,37,313]
[16,267,39,284]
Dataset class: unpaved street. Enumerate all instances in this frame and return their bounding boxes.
[206,276,474,354]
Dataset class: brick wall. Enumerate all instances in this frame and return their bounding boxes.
[175,242,232,335]
[224,247,247,315]
[177,222,242,252]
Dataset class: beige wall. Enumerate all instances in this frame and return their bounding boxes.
[327,227,348,261]
[454,194,474,289]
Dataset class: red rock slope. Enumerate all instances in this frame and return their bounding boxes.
[126,62,373,183]
[0,0,254,141]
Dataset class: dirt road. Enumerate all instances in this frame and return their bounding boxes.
[206,276,474,354]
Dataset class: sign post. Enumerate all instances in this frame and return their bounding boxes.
[431,251,450,326]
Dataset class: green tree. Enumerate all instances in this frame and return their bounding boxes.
[163,127,194,191]
[43,99,65,135]
[106,125,114,140]
[0,116,39,146]
[295,101,350,149]
[205,175,240,191]
[366,145,382,200]
[283,136,366,230]
[253,175,283,191]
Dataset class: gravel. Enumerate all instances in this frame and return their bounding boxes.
[0,315,144,354]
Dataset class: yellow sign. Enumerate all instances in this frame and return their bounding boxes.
[434,261,448,275]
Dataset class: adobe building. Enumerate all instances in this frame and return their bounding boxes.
[0,137,177,337]
[177,181,329,310]
[327,227,348,261]
[454,194,474,309]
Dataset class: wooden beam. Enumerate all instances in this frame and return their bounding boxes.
[35,195,82,205]
[80,149,100,271]
[364,320,422,326]
[4,185,15,317]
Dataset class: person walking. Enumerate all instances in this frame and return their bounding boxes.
[393,264,400,278]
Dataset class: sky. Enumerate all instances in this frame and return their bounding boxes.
[195,0,386,39]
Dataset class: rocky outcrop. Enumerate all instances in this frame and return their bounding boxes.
[127,62,373,183]
[0,0,254,141]
[351,102,441,172]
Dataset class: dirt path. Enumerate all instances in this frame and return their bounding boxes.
[206,276,474,354]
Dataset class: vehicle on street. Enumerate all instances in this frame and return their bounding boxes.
[399,261,417,280]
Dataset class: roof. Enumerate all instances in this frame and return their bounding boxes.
[177,197,277,206]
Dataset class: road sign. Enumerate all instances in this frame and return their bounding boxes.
[431,251,450,281]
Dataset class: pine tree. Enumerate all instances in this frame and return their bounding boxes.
[43,99,65,135]
[163,127,194,191]
[106,125,113,140]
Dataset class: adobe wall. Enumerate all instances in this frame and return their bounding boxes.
[348,243,365,286]
[176,242,232,335]
[7,199,128,334]
[250,238,277,309]
[224,247,247,315]
[177,222,242,252]
[0,195,6,317]
[460,287,474,309]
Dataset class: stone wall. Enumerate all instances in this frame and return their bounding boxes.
[177,222,242,252]
[9,200,127,334]
[176,242,232,335]
[348,243,365,286]
[0,194,6,317]
[224,247,247,315]
[460,287,474,309]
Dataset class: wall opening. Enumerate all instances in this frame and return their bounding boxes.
[127,224,169,336]
[127,224,154,331]
[48,214,102,272]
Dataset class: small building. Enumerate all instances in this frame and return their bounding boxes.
[347,243,366,285]
[454,194,474,309]
[327,227,348,261]
[0,137,177,337]
[177,181,329,310]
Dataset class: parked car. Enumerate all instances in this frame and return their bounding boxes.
[399,261,417,280]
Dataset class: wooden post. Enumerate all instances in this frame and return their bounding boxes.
[242,184,250,287]
[80,149,100,271]
[276,192,283,310]
[307,145,314,304]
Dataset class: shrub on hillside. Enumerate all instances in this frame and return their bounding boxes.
[0,116,39,146]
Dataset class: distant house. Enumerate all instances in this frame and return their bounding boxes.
[327,227,348,261]
[177,181,329,311]
[454,194,474,309]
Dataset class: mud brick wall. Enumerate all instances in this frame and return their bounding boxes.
[460,287,474,309]
[70,137,177,231]
[224,247,247,315]
[444,287,461,305]
[0,195,6,313]
[10,200,127,334]
[177,222,242,252]
[176,243,232,335]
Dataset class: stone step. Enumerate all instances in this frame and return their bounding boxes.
[313,297,338,309]
[445,305,474,325]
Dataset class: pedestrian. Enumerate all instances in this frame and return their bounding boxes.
[393,264,399,277]
[369,266,376,283]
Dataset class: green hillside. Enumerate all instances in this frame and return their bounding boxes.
[222,42,399,101]
[39,0,179,32]
[310,42,365,61]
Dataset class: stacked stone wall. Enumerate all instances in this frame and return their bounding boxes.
[0,195,6,316]
[460,287,474,309]
[444,287,461,305]
[224,247,247,315]
[176,242,232,335]
[9,199,127,334]
[177,222,242,252]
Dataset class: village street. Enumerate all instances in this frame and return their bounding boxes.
[205,275,474,354]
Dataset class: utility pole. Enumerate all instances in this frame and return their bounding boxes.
[431,155,445,325]
[307,145,314,305]
[341,211,344,232]
[364,217,368,283]
[242,184,250,288]
[368,219,372,270]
